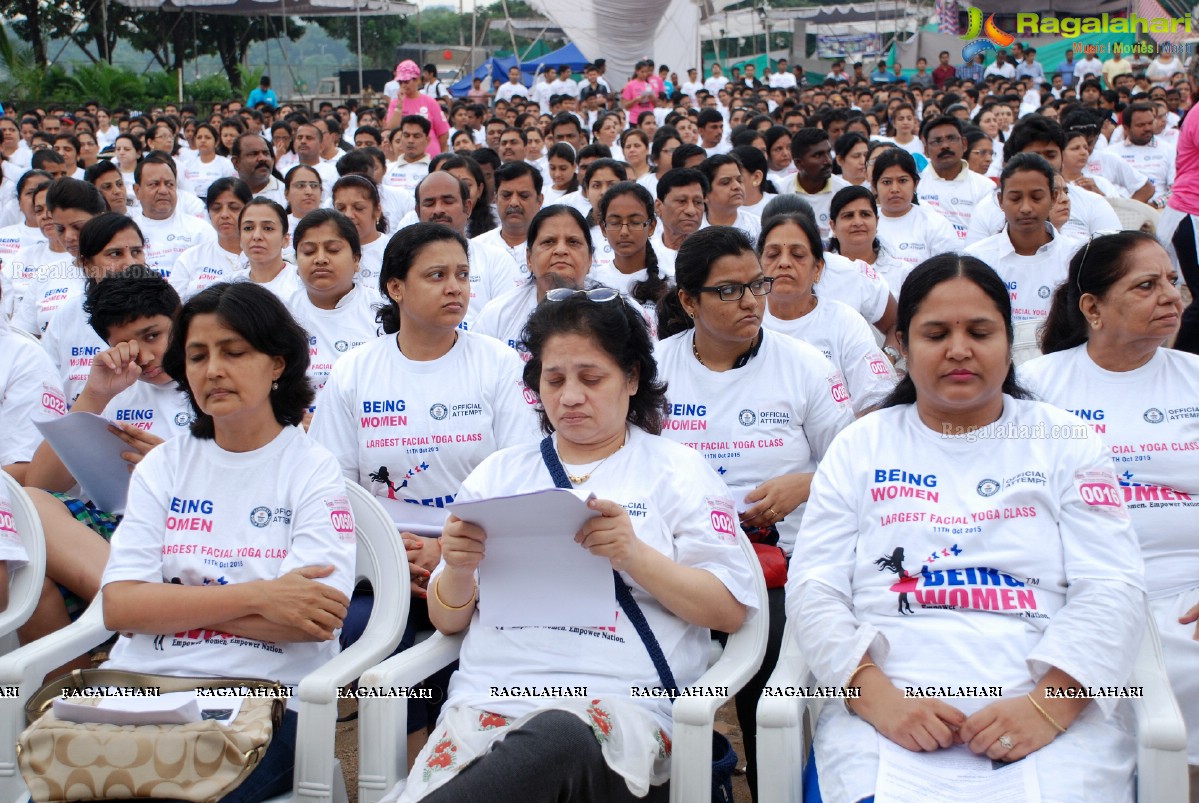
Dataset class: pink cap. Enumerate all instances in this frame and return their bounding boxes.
[395,60,421,81]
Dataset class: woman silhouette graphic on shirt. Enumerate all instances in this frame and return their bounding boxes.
[875,547,916,614]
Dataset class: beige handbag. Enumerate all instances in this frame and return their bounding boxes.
[17,669,286,803]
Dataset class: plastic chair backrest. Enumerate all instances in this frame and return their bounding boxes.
[0,473,47,647]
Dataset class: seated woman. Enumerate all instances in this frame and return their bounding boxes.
[395,289,758,802]
[759,213,898,415]
[1022,231,1199,790]
[332,175,388,285]
[871,149,958,273]
[827,185,913,292]
[790,254,1146,802]
[0,479,31,611]
[473,206,594,357]
[232,198,299,299]
[101,281,356,803]
[171,176,251,300]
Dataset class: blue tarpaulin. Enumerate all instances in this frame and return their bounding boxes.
[450,42,591,97]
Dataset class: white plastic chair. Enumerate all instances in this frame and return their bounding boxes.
[356,530,768,803]
[0,473,47,655]
[0,481,408,803]
[755,616,1189,803]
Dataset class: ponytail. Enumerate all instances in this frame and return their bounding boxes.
[655,285,692,339]
[631,241,669,306]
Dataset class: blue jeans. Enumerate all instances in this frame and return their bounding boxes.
[221,709,298,803]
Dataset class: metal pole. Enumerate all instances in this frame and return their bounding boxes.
[356,0,364,99]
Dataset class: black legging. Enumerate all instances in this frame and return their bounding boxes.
[1172,213,1199,354]
[421,709,669,802]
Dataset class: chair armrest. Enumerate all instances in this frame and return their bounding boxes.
[756,621,811,803]
[1128,621,1187,753]
[357,632,464,803]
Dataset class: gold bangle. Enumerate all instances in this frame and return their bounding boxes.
[844,662,877,714]
[1026,693,1068,733]
[433,576,477,610]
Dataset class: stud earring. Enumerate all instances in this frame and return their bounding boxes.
[272,381,279,391]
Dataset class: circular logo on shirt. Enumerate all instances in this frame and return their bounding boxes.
[738,409,757,426]
[361,268,374,279]
[977,478,1001,497]
[899,242,910,250]
[334,340,350,353]
[1037,286,1051,299]
[173,412,194,427]
[1143,408,1165,424]
[249,506,272,528]
[166,234,176,242]
[429,403,449,420]
[950,197,960,205]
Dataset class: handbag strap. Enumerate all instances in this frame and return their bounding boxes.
[539,436,681,698]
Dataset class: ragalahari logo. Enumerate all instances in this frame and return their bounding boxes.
[961,9,1015,62]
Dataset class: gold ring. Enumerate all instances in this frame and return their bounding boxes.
[767,507,777,519]
[998,734,1013,750]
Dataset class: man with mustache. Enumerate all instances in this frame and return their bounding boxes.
[231,133,285,205]
[650,167,708,273]
[470,160,543,277]
[415,171,521,327]
[780,128,849,241]
[916,115,996,240]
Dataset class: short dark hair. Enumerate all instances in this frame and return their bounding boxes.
[521,292,668,435]
[400,114,432,135]
[881,255,1030,408]
[77,212,144,272]
[1121,100,1155,127]
[657,226,756,338]
[354,125,382,145]
[669,143,706,170]
[85,263,178,343]
[134,150,177,183]
[238,196,289,233]
[1002,117,1066,164]
[293,208,362,260]
[790,127,829,161]
[920,114,964,141]
[335,148,377,177]
[376,223,469,334]
[494,159,544,194]
[162,282,314,437]
[30,150,65,171]
[204,177,252,210]
[655,167,709,202]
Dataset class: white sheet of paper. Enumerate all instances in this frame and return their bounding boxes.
[449,488,614,628]
[52,690,202,726]
[874,739,1041,803]
[727,485,757,515]
[34,413,132,514]
[376,497,449,536]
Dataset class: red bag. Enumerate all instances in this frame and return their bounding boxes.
[752,543,788,588]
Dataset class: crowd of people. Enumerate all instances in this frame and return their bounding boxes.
[0,39,1196,802]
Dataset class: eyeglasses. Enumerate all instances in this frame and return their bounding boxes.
[968,149,993,157]
[290,181,321,190]
[545,287,620,302]
[698,276,774,301]
[926,134,961,147]
[601,218,651,231]
[1068,124,1099,135]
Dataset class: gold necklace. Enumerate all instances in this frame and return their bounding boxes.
[560,434,626,484]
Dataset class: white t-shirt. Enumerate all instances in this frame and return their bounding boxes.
[779,175,850,241]
[1020,345,1199,597]
[178,155,236,200]
[40,296,107,404]
[648,232,679,276]
[865,243,913,293]
[1074,57,1105,83]
[493,83,529,104]
[471,227,530,281]
[963,226,1081,322]
[917,163,996,240]
[531,80,555,115]
[438,426,760,733]
[101,426,357,688]
[308,330,540,509]
[0,323,65,466]
[471,282,536,356]
[964,183,1120,245]
[0,482,29,567]
[287,284,384,406]
[815,253,892,327]
[464,239,525,329]
[102,378,195,441]
[763,298,898,415]
[228,263,302,300]
[790,397,1145,803]
[655,329,854,553]
[0,222,45,262]
[875,203,959,270]
[131,210,218,284]
[171,240,247,300]
[700,210,761,244]
[356,235,387,287]
[1114,138,1175,202]
[984,61,1017,79]
[1085,148,1149,197]
[1147,57,1181,87]
[384,159,430,193]
[380,184,416,234]
[704,76,728,96]
[769,72,797,89]
[10,250,86,336]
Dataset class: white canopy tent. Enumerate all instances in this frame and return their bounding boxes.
[111,0,416,96]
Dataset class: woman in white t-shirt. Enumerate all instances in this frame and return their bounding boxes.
[172,176,249,300]
[640,131,682,199]
[594,182,671,335]
[283,164,323,234]
[759,213,898,415]
[698,154,761,243]
[0,169,52,305]
[764,126,796,189]
[473,205,595,356]
[1022,231,1199,777]
[828,185,913,292]
[234,198,299,299]
[289,209,383,411]
[178,123,236,201]
[582,159,627,276]
[393,289,757,802]
[792,253,1145,802]
[112,134,142,206]
[309,223,540,763]
[332,174,387,286]
[732,145,778,218]
[620,128,652,182]
[871,149,958,271]
[84,160,128,215]
[654,226,854,799]
[542,143,579,205]
[881,103,925,157]
[101,281,355,803]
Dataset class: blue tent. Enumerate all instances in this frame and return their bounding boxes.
[518,42,589,79]
[450,56,518,97]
